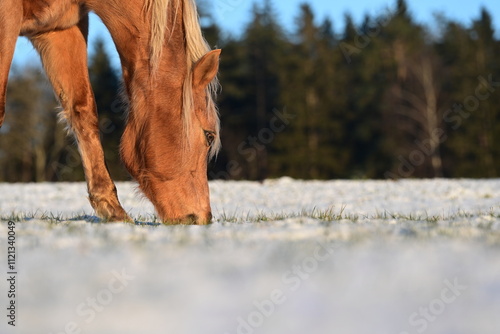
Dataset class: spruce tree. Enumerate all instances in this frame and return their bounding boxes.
[89,38,128,180]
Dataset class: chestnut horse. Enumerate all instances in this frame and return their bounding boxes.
[0,0,221,224]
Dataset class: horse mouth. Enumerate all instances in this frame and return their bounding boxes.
[162,212,213,225]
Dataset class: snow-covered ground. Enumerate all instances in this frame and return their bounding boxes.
[1,179,499,334]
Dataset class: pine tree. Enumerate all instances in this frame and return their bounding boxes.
[89,38,128,180]
[273,4,348,179]
[0,67,61,182]
[438,9,499,177]
[209,1,289,180]
[469,9,498,177]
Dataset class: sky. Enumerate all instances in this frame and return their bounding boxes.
[11,0,500,69]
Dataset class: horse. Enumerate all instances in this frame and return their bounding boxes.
[0,0,221,224]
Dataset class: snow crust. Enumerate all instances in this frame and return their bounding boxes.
[1,179,499,334]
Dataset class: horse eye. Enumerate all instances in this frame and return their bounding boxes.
[204,130,216,147]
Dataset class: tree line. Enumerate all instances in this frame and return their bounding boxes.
[0,0,499,182]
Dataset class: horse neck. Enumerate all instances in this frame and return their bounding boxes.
[121,1,188,123]
[149,0,187,82]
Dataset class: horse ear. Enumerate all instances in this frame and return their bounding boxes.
[192,49,221,89]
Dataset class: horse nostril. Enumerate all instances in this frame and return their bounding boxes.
[183,213,212,225]
[185,214,198,224]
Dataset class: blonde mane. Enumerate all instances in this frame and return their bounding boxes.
[143,0,221,157]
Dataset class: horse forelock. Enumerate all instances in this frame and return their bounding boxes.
[144,0,221,159]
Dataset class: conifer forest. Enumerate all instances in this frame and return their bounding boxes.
[1,0,499,182]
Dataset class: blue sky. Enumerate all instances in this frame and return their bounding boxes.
[11,0,500,69]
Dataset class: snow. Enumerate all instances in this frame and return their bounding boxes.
[1,179,499,334]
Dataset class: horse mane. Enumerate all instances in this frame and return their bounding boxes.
[143,0,221,158]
